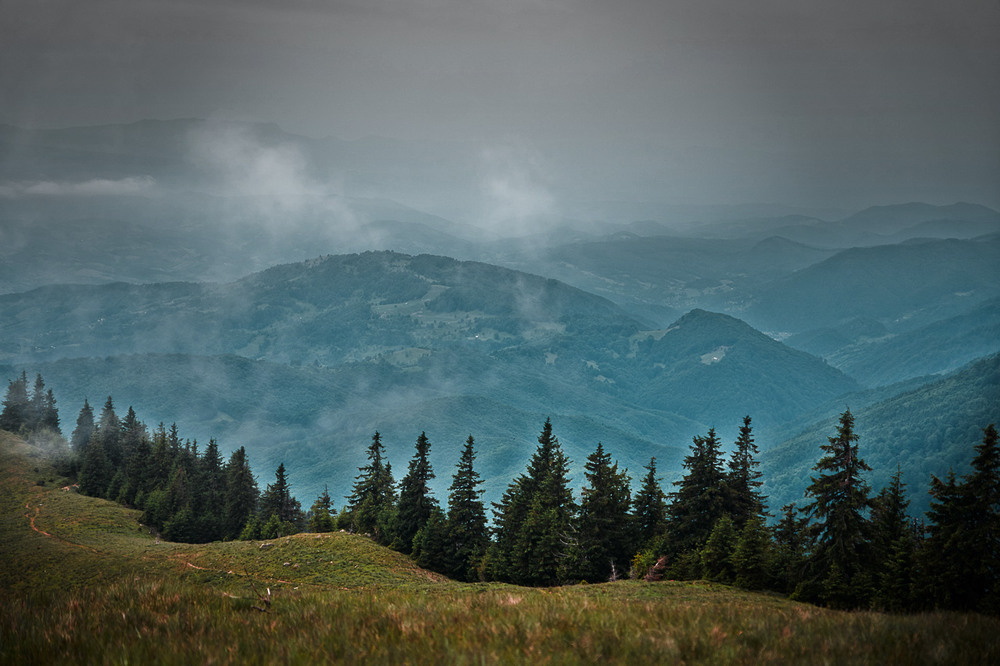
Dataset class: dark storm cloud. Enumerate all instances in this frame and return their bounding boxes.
[1,0,998,208]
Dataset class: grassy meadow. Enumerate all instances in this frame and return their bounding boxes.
[2,432,999,664]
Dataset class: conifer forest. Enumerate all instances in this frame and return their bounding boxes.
[4,371,996,615]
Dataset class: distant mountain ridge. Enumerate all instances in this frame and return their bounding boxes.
[0,251,866,504]
[761,354,1000,518]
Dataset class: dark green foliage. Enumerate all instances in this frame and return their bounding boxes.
[392,432,438,554]
[445,435,488,581]
[573,442,633,582]
[732,515,774,590]
[870,465,916,610]
[223,447,259,540]
[763,354,1000,521]
[772,503,810,593]
[345,431,397,543]
[700,515,737,583]
[308,485,336,533]
[725,415,767,528]
[918,425,1000,614]
[70,399,95,453]
[260,462,304,529]
[78,436,113,498]
[800,409,874,608]
[0,371,29,433]
[412,507,452,573]
[631,457,668,550]
[26,375,60,433]
[667,428,726,558]
[490,419,576,586]
[96,396,122,469]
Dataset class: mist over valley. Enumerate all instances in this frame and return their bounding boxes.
[1,119,998,518]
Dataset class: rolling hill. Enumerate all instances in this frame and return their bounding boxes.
[760,354,1000,518]
[0,252,864,505]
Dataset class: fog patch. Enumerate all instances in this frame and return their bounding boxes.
[478,140,556,239]
[0,176,156,197]
[184,123,363,252]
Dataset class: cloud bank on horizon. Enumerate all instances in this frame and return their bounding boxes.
[1,0,998,211]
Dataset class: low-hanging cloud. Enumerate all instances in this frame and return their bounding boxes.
[479,140,556,238]
[0,176,157,198]
[184,122,362,248]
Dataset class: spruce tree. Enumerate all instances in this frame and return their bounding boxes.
[725,415,767,528]
[26,374,58,433]
[195,438,226,541]
[0,371,29,433]
[223,446,259,540]
[346,431,397,542]
[413,507,452,574]
[667,428,726,558]
[700,514,737,583]
[446,435,489,581]
[96,396,122,469]
[260,462,303,530]
[870,465,915,610]
[732,514,774,590]
[308,485,336,533]
[631,457,668,549]
[70,399,95,453]
[773,503,810,594]
[491,418,576,586]
[393,431,438,554]
[78,435,113,497]
[800,409,873,608]
[574,442,633,582]
[41,389,60,433]
[919,424,1000,613]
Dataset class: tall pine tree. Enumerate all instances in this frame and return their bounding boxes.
[346,431,397,542]
[223,446,259,540]
[0,371,29,433]
[725,415,767,527]
[392,431,438,553]
[919,424,1000,613]
[70,399,95,453]
[631,457,668,550]
[800,409,873,608]
[667,428,726,560]
[446,435,489,581]
[573,442,633,582]
[491,419,576,586]
[260,462,303,529]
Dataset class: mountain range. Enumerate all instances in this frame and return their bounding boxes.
[1,118,998,515]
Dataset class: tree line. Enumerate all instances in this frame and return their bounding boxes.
[2,372,997,614]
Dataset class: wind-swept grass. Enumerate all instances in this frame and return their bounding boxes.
[3,431,999,664]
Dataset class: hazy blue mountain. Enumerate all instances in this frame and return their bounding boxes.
[498,234,838,326]
[820,298,1000,386]
[696,203,1000,249]
[837,202,1000,237]
[0,252,635,365]
[761,353,1000,519]
[745,236,1000,335]
[0,250,868,503]
[621,309,859,425]
[784,318,889,358]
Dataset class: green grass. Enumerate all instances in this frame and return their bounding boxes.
[3,431,999,664]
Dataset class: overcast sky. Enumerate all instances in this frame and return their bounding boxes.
[2,0,998,210]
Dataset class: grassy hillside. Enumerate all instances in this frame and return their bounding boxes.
[3,431,1000,664]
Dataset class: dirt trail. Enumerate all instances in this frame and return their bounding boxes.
[25,502,53,537]
[23,496,100,554]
